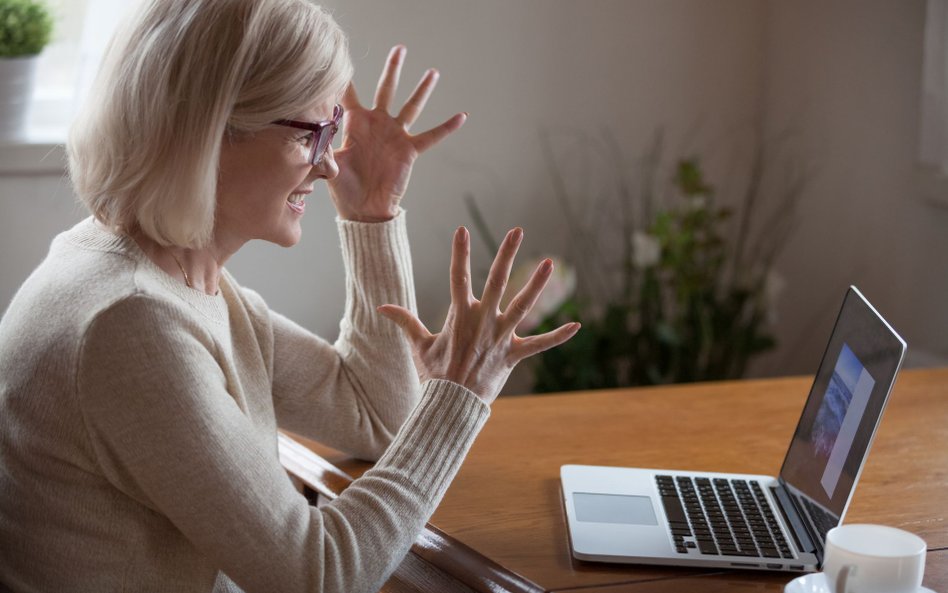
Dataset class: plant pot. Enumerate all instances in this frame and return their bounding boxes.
[0,55,39,143]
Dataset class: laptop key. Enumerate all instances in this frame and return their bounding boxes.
[698,541,719,555]
[661,496,687,524]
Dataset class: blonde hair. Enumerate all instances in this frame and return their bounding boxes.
[68,0,352,248]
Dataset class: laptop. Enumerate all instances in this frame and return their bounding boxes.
[560,286,906,573]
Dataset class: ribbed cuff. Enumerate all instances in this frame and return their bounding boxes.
[336,209,417,334]
[375,379,490,503]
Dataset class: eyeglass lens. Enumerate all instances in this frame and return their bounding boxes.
[311,105,343,165]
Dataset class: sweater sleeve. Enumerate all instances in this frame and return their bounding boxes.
[76,295,488,593]
[266,209,422,460]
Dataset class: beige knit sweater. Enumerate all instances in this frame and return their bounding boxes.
[0,212,489,593]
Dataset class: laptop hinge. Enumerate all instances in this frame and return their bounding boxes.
[771,483,816,555]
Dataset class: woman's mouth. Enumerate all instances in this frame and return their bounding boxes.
[286,193,306,214]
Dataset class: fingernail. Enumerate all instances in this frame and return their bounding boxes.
[512,227,523,242]
[540,259,553,274]
[456,226,467,244]
[570,322,581,332]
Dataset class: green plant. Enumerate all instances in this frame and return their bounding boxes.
[468,129,805,393]
[0,0,53,58]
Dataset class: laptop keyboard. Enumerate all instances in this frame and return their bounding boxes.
[798,494,837,546]
[656,475,794,558]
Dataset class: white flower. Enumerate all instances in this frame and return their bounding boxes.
[686,193,709,211]
[632,231,661,269]
[502,256,576,333]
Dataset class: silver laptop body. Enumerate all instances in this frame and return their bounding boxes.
[560,286,906,573]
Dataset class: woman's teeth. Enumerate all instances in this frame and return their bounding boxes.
[287,194,306,214]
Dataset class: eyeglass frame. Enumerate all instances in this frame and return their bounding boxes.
[272,104,344,166]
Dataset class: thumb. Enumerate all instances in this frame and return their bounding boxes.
[377,304,432,343]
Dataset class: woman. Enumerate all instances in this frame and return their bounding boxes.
[0,1,579,592]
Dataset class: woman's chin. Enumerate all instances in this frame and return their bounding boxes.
[265,220,303,248]
[274,229,302,248]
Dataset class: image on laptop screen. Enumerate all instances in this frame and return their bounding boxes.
[811,344,875,499]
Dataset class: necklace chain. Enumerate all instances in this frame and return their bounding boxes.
[169,252,193,289]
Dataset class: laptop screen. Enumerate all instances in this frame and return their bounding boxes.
[778,287,905,522]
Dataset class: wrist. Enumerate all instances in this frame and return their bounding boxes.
[328,186,401,223]
[342,212,396,223]
[338,204,402,223]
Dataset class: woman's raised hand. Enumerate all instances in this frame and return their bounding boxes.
[378,227,581,404]
[328,45,466,222]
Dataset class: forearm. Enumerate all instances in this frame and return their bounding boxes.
[305,380,489,593]
[334,207,421,441]
[168,380,489,593]
[272,210,421,457]
[336,208,417,331]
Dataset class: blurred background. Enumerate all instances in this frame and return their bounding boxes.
[1,0,945,394]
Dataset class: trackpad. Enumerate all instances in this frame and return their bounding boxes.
[573,493,658,525]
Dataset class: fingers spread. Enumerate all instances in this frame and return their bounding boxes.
[377,304,431,343]
[397,69,438,128]
[502,258,553,332]
[374,45,406,112]
[412,112,466,153]
[450,226,473,306]
[514,322,581,361]
[480,227,523,312]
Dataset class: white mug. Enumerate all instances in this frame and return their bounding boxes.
[823,524,927,593]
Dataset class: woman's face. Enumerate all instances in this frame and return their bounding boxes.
[215,100,339,250]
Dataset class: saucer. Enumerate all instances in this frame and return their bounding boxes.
[784,573,832,593]
[784,572,936,593]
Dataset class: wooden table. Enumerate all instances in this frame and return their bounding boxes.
[282,368,948,592]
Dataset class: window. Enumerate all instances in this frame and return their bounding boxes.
[27,0,143,142]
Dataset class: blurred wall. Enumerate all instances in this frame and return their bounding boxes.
[1,0,942,394]
[756,0,948,377]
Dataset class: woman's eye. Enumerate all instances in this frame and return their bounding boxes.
[298,132,315,146]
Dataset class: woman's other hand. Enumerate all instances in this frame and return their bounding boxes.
[378,227,581,404]
[329,45,466,222]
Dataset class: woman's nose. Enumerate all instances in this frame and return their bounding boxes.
[313,145,339,180]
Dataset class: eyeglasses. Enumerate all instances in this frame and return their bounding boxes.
[272,104,343,166]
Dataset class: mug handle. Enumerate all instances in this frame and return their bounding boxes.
[835,564,857,593]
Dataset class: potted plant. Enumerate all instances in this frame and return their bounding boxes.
[466,129,806,394]
[0,0,53,142]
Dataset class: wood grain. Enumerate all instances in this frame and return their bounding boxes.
[286,368,948,592]
[548,549,948,592]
